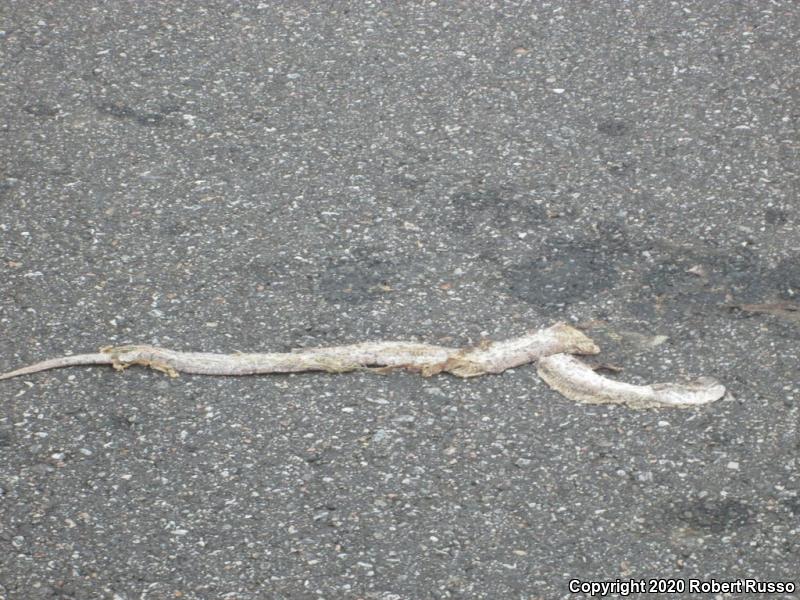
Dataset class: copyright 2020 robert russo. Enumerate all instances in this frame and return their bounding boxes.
[568,578,796,596]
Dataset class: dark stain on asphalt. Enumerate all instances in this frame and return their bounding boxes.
[504,221,631,306]
[640,249,800,312]
[317,259,396,305]
[770,257,800,301]
[446,185,546,234]
[95,101,183,128]
[597,118,630,137]
[764,207,788,226]
[505,246,620,306]
[661,497,754,534]
[23,102,61,118]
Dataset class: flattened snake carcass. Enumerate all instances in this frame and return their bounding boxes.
[0,322,725,409]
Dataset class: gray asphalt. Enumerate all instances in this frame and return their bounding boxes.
[1,2,798,599]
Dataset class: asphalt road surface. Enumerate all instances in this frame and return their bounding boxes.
[1,2,798,599]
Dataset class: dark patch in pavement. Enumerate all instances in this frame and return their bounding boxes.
[0,428,13,447]
[662,497,754,534]
[96,101,182,128]
[640,248,800,314]
[22,102,60,118]
[316,258,397,305]
[243,259,291,289]
[597,118,630,137]
[505,249,619,306]
[0,178,18,196]
[784,496,800,516]
[771,257,800,300]
[765,207,788,226]
[504,222,631,306]
[96,101,136,120]
[446,185,546,233]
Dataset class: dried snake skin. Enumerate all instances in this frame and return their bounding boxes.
[1,323,726,410]
[0,323,598,380]
[537,353,726,409]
